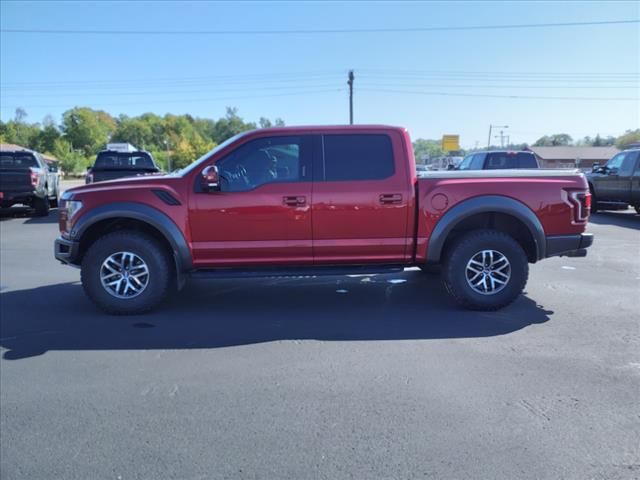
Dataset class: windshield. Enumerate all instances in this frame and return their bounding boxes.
[0,153,38,168]
[457,155,474,170]
[93,152,155,170]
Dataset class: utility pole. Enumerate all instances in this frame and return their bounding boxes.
[488,124,508,148]
[348,70,354,125]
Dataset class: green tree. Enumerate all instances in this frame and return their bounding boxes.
[533,134,573,146]
[52,137,86,173]
[212,107,256,143]
[615,129,640,148]
[61,107,116,155]
[413,139,445,162]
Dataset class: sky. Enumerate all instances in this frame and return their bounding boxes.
[0,0,638,148]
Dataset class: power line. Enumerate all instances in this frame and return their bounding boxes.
[359,88,638,101]
[1,19,637,35]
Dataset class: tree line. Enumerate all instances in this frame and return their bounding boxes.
[1,107,638,171]
[0,107,284,173]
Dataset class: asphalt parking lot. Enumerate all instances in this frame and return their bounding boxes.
[1,185,639,479]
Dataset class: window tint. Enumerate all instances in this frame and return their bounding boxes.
[470,154,485,169]
[0,153,39,168]
[457,154,474,170]
[216,136,304,192]
[485,152,537,169]
[618,152,636,176]
[94,152,155,169]
[323,134,394,181]
[606,153,624,170]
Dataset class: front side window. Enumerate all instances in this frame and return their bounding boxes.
[606,153,625,170]
[322,134,394,181]
[215,136,305,192]
[457,154,474,170]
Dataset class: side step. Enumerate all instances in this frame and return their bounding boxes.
[190,264,406,280]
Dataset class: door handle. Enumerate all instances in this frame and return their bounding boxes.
[379,194,403,205]
[283,196,306,206]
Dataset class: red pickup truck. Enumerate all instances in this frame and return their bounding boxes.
[55,125,593,315]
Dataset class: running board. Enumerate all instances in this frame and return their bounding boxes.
[190,264,406,279]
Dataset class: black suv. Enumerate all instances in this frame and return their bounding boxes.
[457,150,539,170]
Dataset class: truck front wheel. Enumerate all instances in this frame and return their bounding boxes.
[81,231,172,315]
[442,229,528,311]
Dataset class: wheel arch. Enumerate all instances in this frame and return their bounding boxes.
[73,202,192,273]
[426,195,546,263]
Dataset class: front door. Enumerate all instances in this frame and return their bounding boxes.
[189,135,313,267]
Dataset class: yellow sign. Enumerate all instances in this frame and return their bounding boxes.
[442,135,460,152]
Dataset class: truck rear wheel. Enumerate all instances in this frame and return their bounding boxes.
[81,231,172,315]
[33,196,50,216]
[442,229,528,311]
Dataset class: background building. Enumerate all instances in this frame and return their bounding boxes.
[526,146,619,170]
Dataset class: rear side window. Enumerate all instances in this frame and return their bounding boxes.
[323,134,394,181]
[0,153,39,168]
[485,152,537,169]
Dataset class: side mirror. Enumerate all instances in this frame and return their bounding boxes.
[591,163,599,172]
[201,165,221,192]
[447,164,455,171]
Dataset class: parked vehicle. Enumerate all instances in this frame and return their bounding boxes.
[587,148,640,213]
[457,150,539,170]
[86,145,160,184]
[55,125,593,315]
[0,145,59,215]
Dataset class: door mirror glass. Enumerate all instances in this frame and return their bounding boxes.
[201,165,220,192]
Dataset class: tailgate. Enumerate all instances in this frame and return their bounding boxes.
[0,169,33,192]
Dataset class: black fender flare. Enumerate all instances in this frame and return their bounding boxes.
[426,195,546,262]
[72,202,192,272]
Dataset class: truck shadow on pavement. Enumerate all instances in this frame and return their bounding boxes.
[0,208,59,224]
[589,210,640,230]
[0,272,553,360]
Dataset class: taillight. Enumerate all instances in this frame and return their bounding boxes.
[567,190,590,222]
[86,172,93,184]
[29,168,39,187]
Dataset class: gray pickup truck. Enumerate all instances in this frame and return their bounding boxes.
[587,148,640,214]
[0,145,59,216]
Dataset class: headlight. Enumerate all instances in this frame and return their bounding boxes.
[66,200,83,220]
[60,198,83,234]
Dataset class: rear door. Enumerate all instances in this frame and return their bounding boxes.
[311,131,413,264]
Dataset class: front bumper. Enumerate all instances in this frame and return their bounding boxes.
[546,233,594,258]
[54,236,81,266]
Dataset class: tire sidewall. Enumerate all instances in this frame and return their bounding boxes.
[82,232,171,314]
[444,231,528,310]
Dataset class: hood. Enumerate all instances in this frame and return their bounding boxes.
[67,172,178,195]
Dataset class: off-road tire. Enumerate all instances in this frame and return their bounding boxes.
[81,230,172,315]
[442,229,528,311]
[33,196,50,216]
